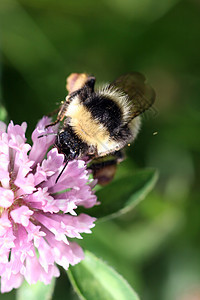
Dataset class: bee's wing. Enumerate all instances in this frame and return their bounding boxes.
[109,72,156,119]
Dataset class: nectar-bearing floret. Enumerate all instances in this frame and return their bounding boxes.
[0,117,97,293]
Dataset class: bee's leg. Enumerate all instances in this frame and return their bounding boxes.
[45,96,71,128]
[88,150,125,186]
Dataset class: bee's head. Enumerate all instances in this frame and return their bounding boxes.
[55,131,79,161]
[55,127,88,162]
[54,128,88,183]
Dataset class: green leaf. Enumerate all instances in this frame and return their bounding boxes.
[0,104,8,122]
[16,278,56,300]
[85,168,158,221]
[68,250,139,300]
[0,290,16,300]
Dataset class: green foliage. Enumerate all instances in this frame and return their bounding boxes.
[81,169,158,220]
[16,279,55,300]
[68,251,139,300]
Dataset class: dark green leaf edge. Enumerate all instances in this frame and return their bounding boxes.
[67,269,86,300]
[97,168,159,222]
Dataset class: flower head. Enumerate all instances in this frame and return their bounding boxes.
[0,117,97,293]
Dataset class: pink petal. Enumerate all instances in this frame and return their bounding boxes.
[0,212,12,236]
[7,121,27,145]
[1,272,23,293]
[0,188,14,208]
[11,206,33,227]
[37,238,54,272]
[26,222,46,247]
[34,213,69,244]
[24,252,44,284]
[0,121,7,133]
[15,173,36,196]
[29,116,59,166]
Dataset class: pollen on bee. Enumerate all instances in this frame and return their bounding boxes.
[153,131,158,136]
[128,144,130,146]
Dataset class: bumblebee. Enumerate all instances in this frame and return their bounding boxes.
[46,72,155,184]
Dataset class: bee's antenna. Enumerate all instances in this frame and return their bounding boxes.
[55,160,69,183]
[38,133,57,139]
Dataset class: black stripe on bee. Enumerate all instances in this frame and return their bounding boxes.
[83,95,123,137]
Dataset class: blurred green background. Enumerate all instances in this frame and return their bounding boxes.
[0,0,200,299]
